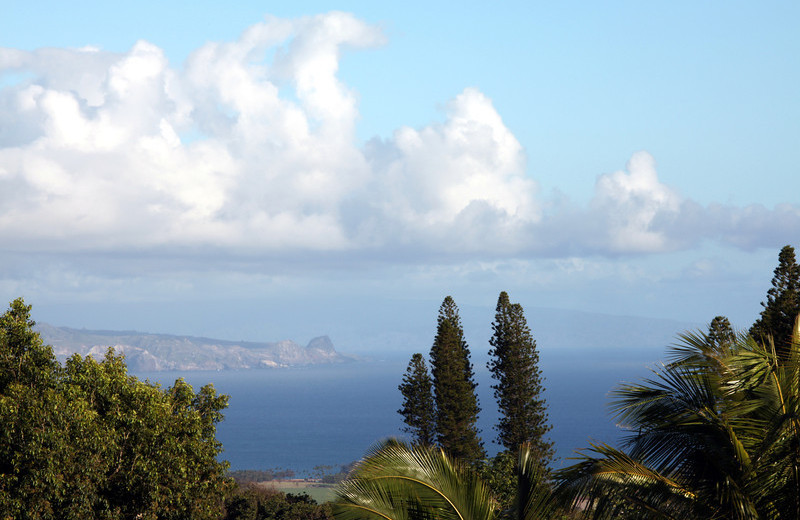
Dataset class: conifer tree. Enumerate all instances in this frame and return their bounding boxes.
[750,245,800,355]
[707,315,735,350]
[429,296,484,464]
[488,291,553,466]
[397,353,436,446]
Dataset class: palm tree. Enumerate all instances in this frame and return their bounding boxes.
[332,440,560,520]
[555,318,800,519]
[335,320,800,519]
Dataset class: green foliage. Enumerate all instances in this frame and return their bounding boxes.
[430,296,485,465]
[480,450,517,515]
[707,315,735,350]
[333,440,562,520]
[750,244,800,356]
[334,439,496,520]
[224,486,333,520]
[0,298,59,393]
[488,292,553,466]
[0,298,231,519]
[556,322,800,519]
[481,449,566,520]
[516,447,567,520]
[398,353,436,446]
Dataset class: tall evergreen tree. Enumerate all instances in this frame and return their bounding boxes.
[750,245,800,355]
[487,291,553,466]
[429,296,484,464]
[707,315,735,350]
[397,353,436,446]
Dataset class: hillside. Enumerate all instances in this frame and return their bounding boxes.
[35,324,353,371]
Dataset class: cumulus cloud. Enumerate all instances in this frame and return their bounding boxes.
[589,151,681,252]
[355,88,537,254]
[584,154,800,254]
[508,149,800,258]
[0,12,797,267]
[0,13,540,258]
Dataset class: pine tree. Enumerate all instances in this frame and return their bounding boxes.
[397,353,436,446]
[707,316,735,350]
[488,291,553,466]
[429,296,484,464]
[750,245,800,355]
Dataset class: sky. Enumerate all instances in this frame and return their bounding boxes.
[0,1,798,352]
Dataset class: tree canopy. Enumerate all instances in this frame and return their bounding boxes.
[750,244,800,356]
[556,320,800,519]
[0,298,231,520]
[488,292,552,465]
[398,352,436,446]
[707,315,735,350]
[224,487,333,520]
[430,296,485,465]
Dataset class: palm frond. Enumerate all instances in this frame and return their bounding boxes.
[333,439,495,520]
[517,443,559,520]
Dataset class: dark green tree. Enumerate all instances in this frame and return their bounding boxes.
[488,292,553,467]
[557,328,800,519]
[397,353,436,446]
[0,298,59,393]
[480,449,517,515]
[750,245,800,355]
[429,296,485,464]
[0,298,231,519]
[707,315,735,350]
[224,487,333,520]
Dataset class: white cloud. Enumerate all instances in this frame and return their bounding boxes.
[589,151,681,252]
[356,88,537,253]
[0,12,797,267]
[0,13,540,258]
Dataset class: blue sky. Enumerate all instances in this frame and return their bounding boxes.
[0,1,798,350]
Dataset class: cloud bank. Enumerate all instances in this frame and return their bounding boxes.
[0,12,796,266]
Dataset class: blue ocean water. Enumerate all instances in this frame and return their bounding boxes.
[137,351,654,474]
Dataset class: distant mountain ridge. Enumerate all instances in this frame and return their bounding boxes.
[35,323,353,371]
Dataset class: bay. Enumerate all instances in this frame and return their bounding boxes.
[136,350,654,474]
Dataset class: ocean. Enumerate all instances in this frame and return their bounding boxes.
[136,349,655,474]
